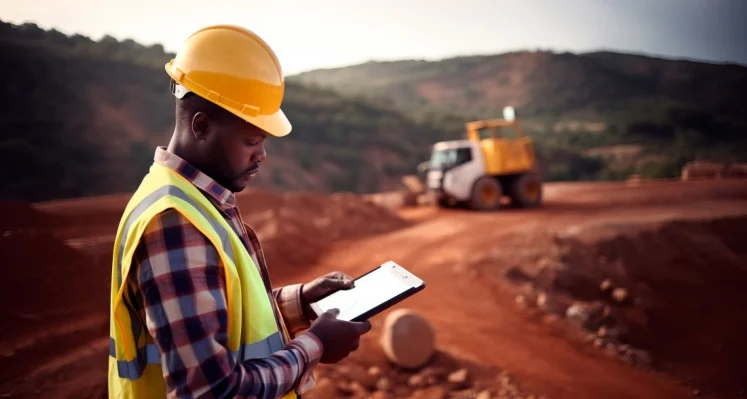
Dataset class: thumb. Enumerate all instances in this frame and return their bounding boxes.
[341,278,355,289]
[323,308,340,318]
[355,319,372,334]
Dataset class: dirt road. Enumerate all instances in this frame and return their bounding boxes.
[279,179,747,399]
[1,179,746,398]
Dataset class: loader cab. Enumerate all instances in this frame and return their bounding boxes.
[425,140,486,204]
[429,143,473,171]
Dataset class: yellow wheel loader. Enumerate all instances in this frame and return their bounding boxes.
[423,107,542,210]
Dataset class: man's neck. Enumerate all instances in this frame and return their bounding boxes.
[166,132,204,170]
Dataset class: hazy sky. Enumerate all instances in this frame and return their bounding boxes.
[2,0,745,75]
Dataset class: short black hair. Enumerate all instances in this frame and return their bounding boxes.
[174,89,235,127]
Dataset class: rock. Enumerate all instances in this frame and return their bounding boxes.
[476,389,492,399]
[566,303,587,323]
[611,288,629,304]
[408,374,427,388]
[450,389,479,399]
[497,371,513,387]
[448,368,469,388]
[420,367,448,383]
[604,342,619,357]
[498,383,520,398]
[376,377,392,392]
[537,256,563,270]
[380,309,436,369]
[349,381,368,397]
[371,391,392,399]
[537,292,568,315]
[542,313,561,324]
[597,326,621,341]
[600,279,614,293]
[336,380,352,394]
[627,348,652,367]
[339,364,378,390]
[566,301,608,331]
[409,385,447,399]
[515,294,529,309]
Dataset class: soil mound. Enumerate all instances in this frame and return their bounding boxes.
[496,215,747,399]
[237,189,410,279]
[0,204,108,383]
[0,201,62,232]
[306,331,547,399]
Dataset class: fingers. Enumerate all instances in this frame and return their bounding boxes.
[331,271,353,280]
[322,308,340,318]
[322,275,355,290]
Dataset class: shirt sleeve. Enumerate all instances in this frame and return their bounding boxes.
[272,284,314,337]
[130,208,323,398]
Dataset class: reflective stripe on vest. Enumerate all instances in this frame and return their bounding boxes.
[115,185,236,287]
[110,331,285,379]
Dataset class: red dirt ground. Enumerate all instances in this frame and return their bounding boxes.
[1,179,746,398]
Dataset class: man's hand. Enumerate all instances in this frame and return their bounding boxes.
[300,271,355,320]
[307,308,371,364]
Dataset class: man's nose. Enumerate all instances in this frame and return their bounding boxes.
[252,144,267,163]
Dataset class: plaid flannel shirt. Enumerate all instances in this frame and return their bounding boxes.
[123,146,322,398]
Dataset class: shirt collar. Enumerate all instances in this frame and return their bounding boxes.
[153,146,237,209]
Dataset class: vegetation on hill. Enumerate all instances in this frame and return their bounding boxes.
[2,20,745,203]
[293,52,747,180]
[0,20,456,202]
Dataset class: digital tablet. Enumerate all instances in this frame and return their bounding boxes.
[309,261,426,322]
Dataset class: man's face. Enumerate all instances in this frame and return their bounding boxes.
[199,112,269,192]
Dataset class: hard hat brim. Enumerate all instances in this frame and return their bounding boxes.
[239,107,292,138]
[168,77,292,137]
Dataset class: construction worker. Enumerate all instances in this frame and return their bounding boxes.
[108,24,372,398]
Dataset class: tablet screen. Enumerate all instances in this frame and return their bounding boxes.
[313,265,413,321]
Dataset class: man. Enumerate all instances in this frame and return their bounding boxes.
[108,24,371,399]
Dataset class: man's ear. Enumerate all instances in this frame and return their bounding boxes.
[191,112,210,141]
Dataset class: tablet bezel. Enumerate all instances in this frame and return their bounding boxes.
[309,260,426,322]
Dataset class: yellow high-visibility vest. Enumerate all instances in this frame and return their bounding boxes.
[108,162,296,399]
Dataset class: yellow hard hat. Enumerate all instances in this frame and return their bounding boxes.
[165,24,291,137]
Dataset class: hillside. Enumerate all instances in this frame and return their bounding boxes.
[3,21,746,203]
[293,52,747,179]
[292,51,747,123]
[0,21,457,202]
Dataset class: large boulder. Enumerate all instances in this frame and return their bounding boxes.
[379,309,435,369]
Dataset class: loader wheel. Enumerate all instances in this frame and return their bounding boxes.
[436,197,452,208]
[509,173,542,208]
[468,177,502,211]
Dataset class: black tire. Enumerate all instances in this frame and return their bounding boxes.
[468,176,503,211]
[509,173,542,208]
